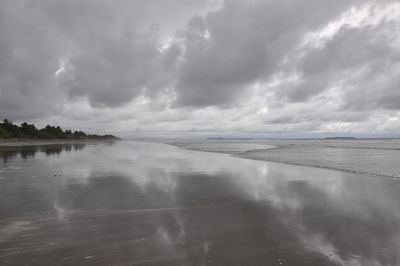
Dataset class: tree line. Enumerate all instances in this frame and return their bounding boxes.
[0,119,118,140]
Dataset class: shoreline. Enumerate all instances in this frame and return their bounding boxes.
[235,153,400,181]
[168,141,400,181]
[0,138,119,147]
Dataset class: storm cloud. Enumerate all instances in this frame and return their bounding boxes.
[0,0,399,134]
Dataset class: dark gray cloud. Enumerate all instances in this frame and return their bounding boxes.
[279,21,400,106]
[0,0,399,133]
[174,0,360,106]
[0,1,66,119]
[0,0,214,115]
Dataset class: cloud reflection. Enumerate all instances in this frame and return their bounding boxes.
[0,141,399,265]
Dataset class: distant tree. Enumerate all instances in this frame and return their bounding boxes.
[0,118,118,140]
[0,128,12,138]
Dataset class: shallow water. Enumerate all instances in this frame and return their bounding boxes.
[1,141,400,265]
[172,139,400,179]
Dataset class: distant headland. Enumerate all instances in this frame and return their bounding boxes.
[324,137,357,140]
[0,119,119,140]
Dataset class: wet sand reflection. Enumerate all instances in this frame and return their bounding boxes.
[0,142,399,265]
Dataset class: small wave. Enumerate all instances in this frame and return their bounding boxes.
[237,153,400,181]
[7,165,22,170]
[170,140,400,180]
[169,141,277,154]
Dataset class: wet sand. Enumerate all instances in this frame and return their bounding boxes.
[1,141,400,265]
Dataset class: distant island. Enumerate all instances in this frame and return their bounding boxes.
[0,119,119,140]
[325,137,357,140]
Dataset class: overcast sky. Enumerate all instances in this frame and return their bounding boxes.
[1,0,400,136]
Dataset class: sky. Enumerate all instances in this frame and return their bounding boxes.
[1,0,400,137]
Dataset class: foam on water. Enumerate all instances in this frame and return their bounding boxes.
[169,140,276,154]
[171,139,400,179]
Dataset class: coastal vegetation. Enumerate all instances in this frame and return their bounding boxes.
[0,119,118,140]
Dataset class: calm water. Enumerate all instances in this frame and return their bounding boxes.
[0,141,400,265]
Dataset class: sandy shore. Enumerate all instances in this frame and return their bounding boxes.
[1,141,399,265]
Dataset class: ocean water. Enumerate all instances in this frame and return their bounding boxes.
[171,139,400,179]
[169,140,276,154]
[1,141,400,265]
